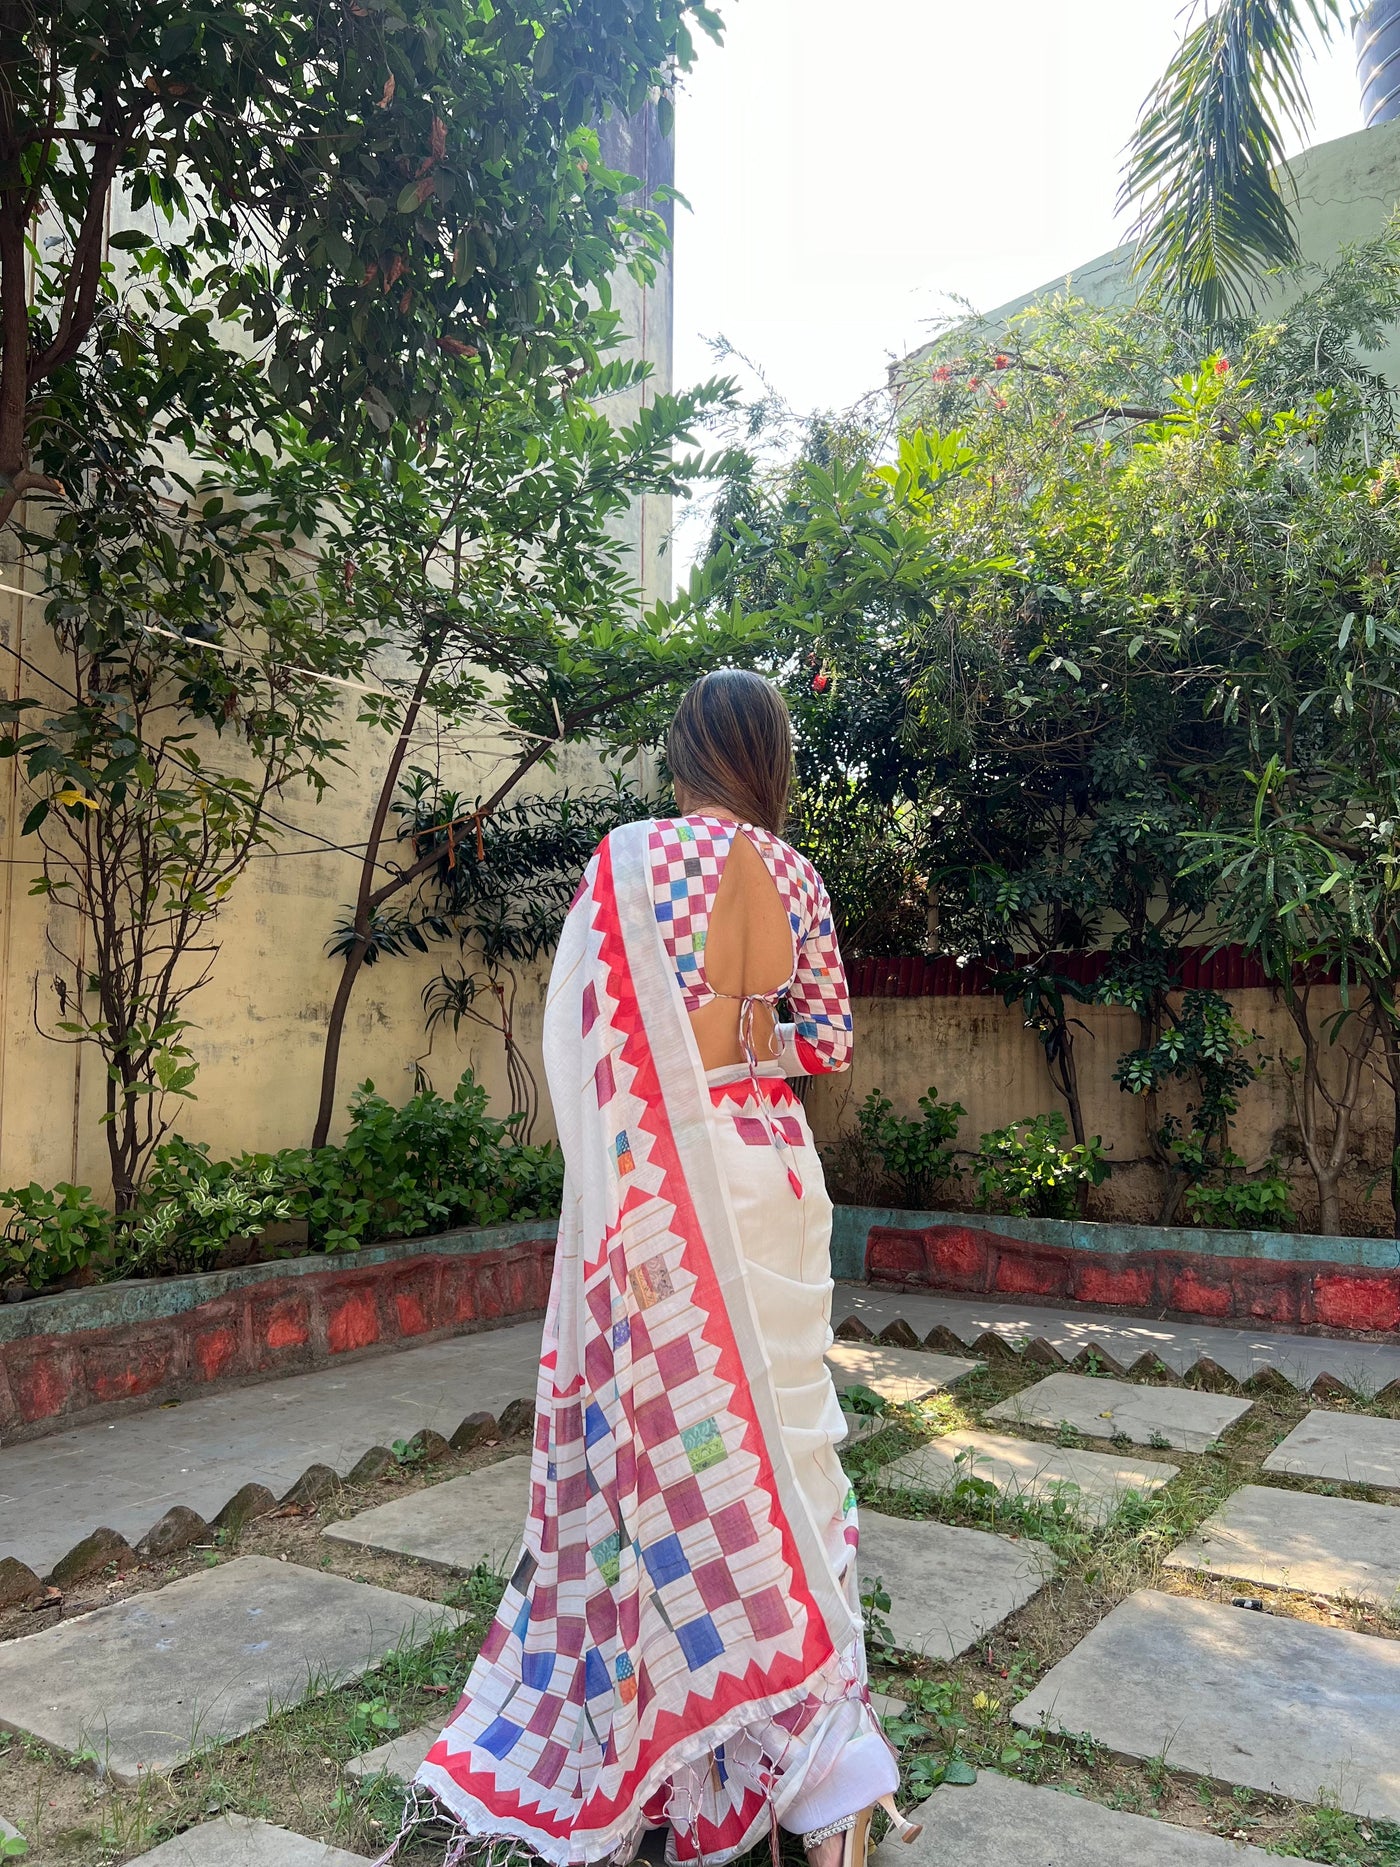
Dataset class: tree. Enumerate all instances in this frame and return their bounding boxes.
[3,0,723,527]
[1121,0,1351,323]
[3,0,731,1198]
[731,253,1400,1231]
[1,441,363,1208]
[298,346,752,1147]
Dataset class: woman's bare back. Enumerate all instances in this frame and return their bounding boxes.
[686,828,794,1070]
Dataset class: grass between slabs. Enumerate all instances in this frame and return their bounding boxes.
[844,1356,1400,1867]
[5,1356,1400,1862]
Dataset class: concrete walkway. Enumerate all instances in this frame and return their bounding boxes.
[1,1322,539,1577]
[7,1282,1400,1580]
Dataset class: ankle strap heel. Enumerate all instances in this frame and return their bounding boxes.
[877,1795,923,1844]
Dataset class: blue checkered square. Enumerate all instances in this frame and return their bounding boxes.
[522,1649,554,1691]
[643,1533,691,1588]
[478,1716,524,1758]
[676,1613,724,1671]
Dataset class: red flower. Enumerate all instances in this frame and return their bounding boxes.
[993,354,1009,369]
[812,673,830,693]
[968,375,980,389]
[932,364,952,382]
[993,395,1008,411]
[1215,357,1230,375]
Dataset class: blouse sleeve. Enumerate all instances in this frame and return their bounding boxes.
[775,871,853,1075]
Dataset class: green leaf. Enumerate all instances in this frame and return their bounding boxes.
[21,799,48,835]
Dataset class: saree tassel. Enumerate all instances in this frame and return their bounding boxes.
[769,1796,783,1867]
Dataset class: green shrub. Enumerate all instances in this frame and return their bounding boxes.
[7,1071,564,1293]
[0,1182,111,1290]
[286,1071,563,1252]
[1183,1155,1295,1232]
[973,1113,1110,1219]
[124,1139,297,1276]
[856,1085,966,1208]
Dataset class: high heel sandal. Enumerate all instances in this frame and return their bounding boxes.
[803,1796,923,1867]
[877,1795,923,1845]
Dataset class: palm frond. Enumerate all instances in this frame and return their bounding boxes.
[1121,0,1346,326]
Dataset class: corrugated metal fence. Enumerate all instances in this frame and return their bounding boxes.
[845,946,1336,999]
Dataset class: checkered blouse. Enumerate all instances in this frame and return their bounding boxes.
[647,814,853,1075]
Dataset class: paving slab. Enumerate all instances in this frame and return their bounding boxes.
[1165,1484,1400,1604]
[839,1405,891,1450]
[869,1690,907,1720]
[130,1815,369,1864]
[869,1770,1328,1867]
[345,1720,438,1783]
[1264,1410,1400,1488]
[323,1456,530,1572]
[0,1814,21,1845]
[825,1341,980,1406]
[832,1284,1400,1392]
[986,1372,1249,1453]
[0,1320,542,1577]
[0,1555,456,1780]
[1012,1588,1400,1819]
[875,1429,1178,1526]
[858,1509,1052,1660]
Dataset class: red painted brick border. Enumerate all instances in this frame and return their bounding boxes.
[866,1223,1400,1333]
[0,1239,555,1445]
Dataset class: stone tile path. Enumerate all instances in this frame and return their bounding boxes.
[1013,1589,1400,1819]
[0,1555,456,1780]
[1165,1484,1400,1604]
[0,1321,540,1578]
[876,1429,1178,1526]
[0,1814,20,1846]
[835,1288,1400,1391]
[324,1457,531,1573]
[825,1340,980,1406]
[987,1372,1249,1453]
[870,1771,1329,1866]
[346,1721,438,1783]
[859,1509,1052,1660]
[839,1404,891,1448]
[1264,1410,1400,1487]
[130,1815,369,1864]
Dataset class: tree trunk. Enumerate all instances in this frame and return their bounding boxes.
[1383,1006,1400,1238]
[311,659,560,1147]
[1283,989,1379,1239]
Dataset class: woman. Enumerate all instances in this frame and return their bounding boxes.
[401,673,918,1867]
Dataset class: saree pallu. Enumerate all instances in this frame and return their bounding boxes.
[403,821,887,1866]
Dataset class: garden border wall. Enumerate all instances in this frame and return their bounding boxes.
[0,1220,559,1446]
[848,1206,1400,1334]
[8,1204,1400,1446]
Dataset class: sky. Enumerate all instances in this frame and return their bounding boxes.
[671,1,1367,417]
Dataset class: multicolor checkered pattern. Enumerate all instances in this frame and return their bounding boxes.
[411,826,863,1867]
[648,817,853,1074]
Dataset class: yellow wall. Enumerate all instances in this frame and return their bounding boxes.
[806,989,1397,1236]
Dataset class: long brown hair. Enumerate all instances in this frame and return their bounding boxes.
[666,671,793,835]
